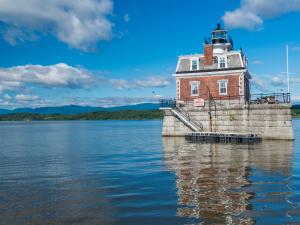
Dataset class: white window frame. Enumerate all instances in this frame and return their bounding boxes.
[218,56,227,69]
[190,58,199,71]
[190,81,200,96]
[218,79,228,95]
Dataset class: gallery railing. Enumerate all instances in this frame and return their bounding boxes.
[159,99,176,108]
[159,93,290,108]
[249,93,290,104]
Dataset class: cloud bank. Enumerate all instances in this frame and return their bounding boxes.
[0,63,172,108]
[0,0,114,51]
[222,0,300,30]
[0,63,95,93]
[0,63,171,94]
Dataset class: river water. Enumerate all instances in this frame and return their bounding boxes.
[0,120,299,224]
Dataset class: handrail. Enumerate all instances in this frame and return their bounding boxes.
[175,107,204,131]
[160,93,291,108]
[170,108,199,132]
[159,99,176,108]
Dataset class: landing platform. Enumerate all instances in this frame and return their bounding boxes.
[186,132,262,143]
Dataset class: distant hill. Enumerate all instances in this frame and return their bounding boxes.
[292,104,300,110]
[0,110,163,121]
[0,103,160,115]
[0,108,11,114]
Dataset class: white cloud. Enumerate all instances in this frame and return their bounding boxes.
[15,94,39,102]
[223,10,263,30]
[253,60,263,65]
[2,96,167,109]
[86,96,164,107]
[109,79,131,90]
[251,73,300,93]
[0,0,113,51]
[251,76,269,92]
[271,75,300,87]
[0,63,95,93]
[222,0,300,30]
[290,46,300,51]
[107,76,171,90]
[292,96,300,101]
[0,63,172,94]
[0,62,173,108]
[271,75,286,86]
[124,14,130,23]
[133,76,171,88]
[291,77,300,83]
[3,94,12,100]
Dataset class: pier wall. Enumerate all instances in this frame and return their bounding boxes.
[162,103,294,140]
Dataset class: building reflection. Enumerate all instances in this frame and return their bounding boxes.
[162,138,293,224]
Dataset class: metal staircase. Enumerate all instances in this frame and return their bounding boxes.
[171,107,203,132]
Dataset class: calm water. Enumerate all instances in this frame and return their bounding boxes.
[0,120,300,225]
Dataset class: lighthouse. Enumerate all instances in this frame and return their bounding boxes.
[175,23,250,103]
[160,23,293,140]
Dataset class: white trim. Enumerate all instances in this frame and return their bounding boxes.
[176,78,180,100]
[173,69,246,77]
[179,50,242,59]
[175,58,181,72]
[239,74,244,95]
[189,81,200,85]
[179,54,203,59]
[238,52,244,68]
[218,79,228,95]
[190,81,200,96]
[218,56,227,69]
[190,58,199,71]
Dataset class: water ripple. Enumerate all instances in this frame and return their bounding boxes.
[0,120,300,224]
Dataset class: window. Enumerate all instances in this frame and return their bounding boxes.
[213,56,218,64]
[218,80,228,95]
[190,81,200,96]
[191,59,198,70]
[219,57,226,68]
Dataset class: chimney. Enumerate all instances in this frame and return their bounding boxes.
[204,44,213,65]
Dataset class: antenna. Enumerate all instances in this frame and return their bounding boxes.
[286,45,290,93]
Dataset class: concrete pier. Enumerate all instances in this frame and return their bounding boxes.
[161,102,294,140]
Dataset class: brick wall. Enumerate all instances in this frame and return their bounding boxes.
[204,45,213,65]
[179,74,241,100]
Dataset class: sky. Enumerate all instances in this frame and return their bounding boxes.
[0,0,300,109]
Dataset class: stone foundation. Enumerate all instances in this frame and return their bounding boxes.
[162,103,294,140]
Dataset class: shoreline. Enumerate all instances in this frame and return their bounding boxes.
[0,110,164,121]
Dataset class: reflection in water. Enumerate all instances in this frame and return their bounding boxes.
[1,121,299,225]
[163,138,294,224]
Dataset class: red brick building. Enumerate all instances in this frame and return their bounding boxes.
[174,24,251,102]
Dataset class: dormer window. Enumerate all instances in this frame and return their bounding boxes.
[190,59,199,71]
[219,56,226,68]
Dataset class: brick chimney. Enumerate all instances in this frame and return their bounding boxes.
[204,44,213,65]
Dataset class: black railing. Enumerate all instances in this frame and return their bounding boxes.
[159,99,176,108]
[250,93,290,104]
[159,93,290,108]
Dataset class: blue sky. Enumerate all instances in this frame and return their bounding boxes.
[0,0,300,108]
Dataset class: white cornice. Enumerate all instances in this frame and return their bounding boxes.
[173,69,247,77]
[178,50,242,59]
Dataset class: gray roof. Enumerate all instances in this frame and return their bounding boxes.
[176,52,246,73]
